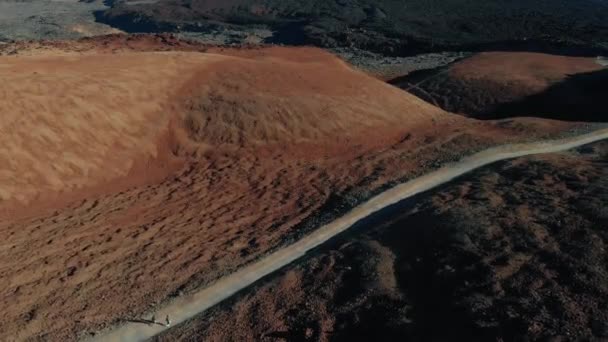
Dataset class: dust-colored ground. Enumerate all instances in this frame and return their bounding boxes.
[157,140,608,342]
[0,36,588,340]
[389,52,607,121]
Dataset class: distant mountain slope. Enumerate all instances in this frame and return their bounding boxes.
[389,52,608,121]
[98,0,608,55]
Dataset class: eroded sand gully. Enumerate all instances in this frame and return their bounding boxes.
[0,43,589,341]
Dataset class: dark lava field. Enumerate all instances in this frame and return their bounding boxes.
[98,0,608,56]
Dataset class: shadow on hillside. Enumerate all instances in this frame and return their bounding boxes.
[389,67,608,122]
[492,68,608,122]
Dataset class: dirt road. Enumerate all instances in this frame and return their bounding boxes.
[91,127,608,341]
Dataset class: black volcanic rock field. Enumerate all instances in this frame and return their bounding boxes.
[98,0,608,56]
[156,140,608,342]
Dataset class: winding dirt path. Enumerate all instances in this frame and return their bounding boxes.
[92,128,608,342]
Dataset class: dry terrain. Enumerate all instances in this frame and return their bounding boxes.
[0,0,120,41]
[390,52,607,121]
[157,140,608,342]
[0,36,592,340]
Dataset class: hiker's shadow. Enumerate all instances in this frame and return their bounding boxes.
[124,318,166,327]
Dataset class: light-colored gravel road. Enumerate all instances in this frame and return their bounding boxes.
[92,127,608,342]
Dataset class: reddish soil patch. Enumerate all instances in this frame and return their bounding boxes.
[157,141,608,342]
[389,52,606,121]
[0,36,587,340]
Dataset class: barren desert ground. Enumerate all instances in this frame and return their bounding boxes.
[156,140,608,342]
[0,36,602,340]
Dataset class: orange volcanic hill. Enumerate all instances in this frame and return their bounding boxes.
[0,46,446,207]
[389,52,606,121]
[177,47,447,147]
[0,37,583,341]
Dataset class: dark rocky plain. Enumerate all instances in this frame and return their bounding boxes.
[98,0,608,56]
